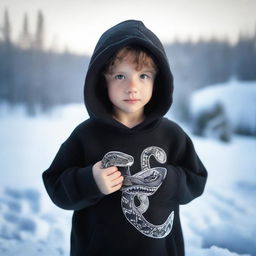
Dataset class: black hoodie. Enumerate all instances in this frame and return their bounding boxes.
[43,20,207,256]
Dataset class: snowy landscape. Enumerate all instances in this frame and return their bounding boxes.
[0,80,256,256]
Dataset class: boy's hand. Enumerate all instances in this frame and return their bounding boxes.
[92,161,124,195]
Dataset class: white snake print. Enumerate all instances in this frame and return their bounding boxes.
[102,146,174,239]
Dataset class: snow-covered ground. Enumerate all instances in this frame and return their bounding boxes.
[0,99,255,256]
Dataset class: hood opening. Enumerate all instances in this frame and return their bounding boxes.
[84,20,173,130]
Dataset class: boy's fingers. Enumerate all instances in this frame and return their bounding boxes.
[110,171,122,181]
[111,182,123,192]
[103,166,118,176]
[111,176,124,188]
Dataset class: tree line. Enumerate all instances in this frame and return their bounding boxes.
[0,9,256,117]
[165,32,256,119]
[0,9,90,115]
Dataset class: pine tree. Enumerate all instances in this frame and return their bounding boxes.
[19,13,31,49]
[34,10,44,50]
[2,8,11,44]
[0,8,15,103]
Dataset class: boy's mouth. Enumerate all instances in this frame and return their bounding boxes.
[124,99,140,103]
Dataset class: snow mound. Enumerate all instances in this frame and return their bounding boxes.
[188,245,251,256]
[190,79,256,136]
[0,186,70,255]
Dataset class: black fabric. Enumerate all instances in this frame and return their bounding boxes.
[43,20,207,256]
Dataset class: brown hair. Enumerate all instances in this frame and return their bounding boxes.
[103,45,158,75]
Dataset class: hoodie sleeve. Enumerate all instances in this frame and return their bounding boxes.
[42,132,104,211]
[163,129,207,205]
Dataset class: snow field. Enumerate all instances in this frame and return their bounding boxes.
[0,101,256,256]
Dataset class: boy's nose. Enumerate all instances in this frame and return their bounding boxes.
[126,78,138,94]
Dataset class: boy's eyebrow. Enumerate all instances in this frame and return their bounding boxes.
[114,67,156,72]
[142,69,156,73]
[140,69,157,75]
[108,69,156,75]
[108,70,127,75]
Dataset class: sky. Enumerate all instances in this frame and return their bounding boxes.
[0,0,256,55]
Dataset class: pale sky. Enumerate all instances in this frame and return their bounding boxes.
[0,0,256,55]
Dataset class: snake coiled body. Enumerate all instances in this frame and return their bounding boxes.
[102,146,174,239]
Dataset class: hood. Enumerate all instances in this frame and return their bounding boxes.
[84,20,173,131]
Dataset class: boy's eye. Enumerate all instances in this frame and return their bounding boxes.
[140,74,150,79]
[114,74,126,80]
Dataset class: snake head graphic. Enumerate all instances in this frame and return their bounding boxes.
[121,167,167,195]
[102,151,134,168]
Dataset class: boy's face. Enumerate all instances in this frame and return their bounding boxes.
[104,52,156,121]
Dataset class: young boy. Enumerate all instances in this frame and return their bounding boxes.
[43,20,207,256]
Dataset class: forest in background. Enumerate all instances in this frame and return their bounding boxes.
[0,9,256,119]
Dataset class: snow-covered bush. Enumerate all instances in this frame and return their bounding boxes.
[190,102,232,142]
[190,79,256,140]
